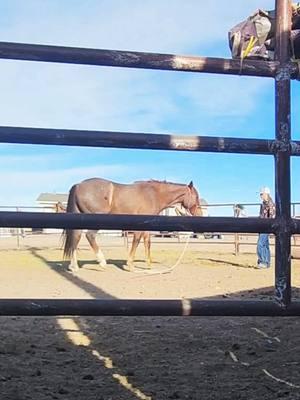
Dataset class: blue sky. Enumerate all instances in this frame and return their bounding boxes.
[0,0,299,216]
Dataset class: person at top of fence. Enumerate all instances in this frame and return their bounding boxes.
[257,186,275,269]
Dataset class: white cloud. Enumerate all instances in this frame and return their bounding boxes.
[0,163,133,205]
[0,0,275,52]
[0,152,193,205]
[0,0,278,204]
[0,149,67,170]
[0,61,179,131]
[0,1,276,131]
[181,74,272,117]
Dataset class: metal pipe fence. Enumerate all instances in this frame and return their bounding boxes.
[0,0,299,315]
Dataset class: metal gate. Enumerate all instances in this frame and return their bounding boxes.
[0,0,300,316]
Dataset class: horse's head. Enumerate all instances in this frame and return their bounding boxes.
[182,181,202,216]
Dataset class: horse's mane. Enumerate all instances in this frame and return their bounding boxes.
[134,179,186,186]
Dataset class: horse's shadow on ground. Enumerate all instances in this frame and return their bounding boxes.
[30,248,115,299]
[46,258,158,272]
[197,256,257,269]
[105,259,159,271]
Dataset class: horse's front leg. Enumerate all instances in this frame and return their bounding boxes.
[126,232,143,271]
[143,232,152,268]
[86,230,107,269]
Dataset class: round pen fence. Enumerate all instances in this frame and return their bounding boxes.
[3,204,300,258]
[0,0,300,315]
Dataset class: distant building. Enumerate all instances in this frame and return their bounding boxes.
[36,193,68,233]
[0,227,12,237]
[36,192,121,236]
[36,193,68,208]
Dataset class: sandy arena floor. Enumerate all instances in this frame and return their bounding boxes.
[0,234,299,399]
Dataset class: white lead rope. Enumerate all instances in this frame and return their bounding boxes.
[132,235,190,277]
[130,206,192,277]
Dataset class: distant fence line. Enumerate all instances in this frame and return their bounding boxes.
[1,203,299,257]
[0,201,300,215]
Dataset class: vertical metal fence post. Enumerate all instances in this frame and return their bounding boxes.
[274,0,292,306]
[234,233,239,256]
[16,207,20,249]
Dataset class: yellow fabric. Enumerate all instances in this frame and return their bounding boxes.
[241,36,258,59]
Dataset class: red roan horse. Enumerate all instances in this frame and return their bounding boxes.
[63,178,202,272]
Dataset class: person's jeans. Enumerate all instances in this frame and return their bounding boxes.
[257,233,271,267]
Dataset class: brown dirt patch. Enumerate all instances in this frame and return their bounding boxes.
[0,234,299,399]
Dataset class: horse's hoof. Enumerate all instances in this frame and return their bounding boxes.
[124,263,134,272]
[68,266,79,274]
[99,260,107,270]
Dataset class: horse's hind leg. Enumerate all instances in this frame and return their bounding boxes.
[86,230,107,269]
[68,229,82,273]
[143,232,152,268]
[126,232,143,271]
[69,248,79,273]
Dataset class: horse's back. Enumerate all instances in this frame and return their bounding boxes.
[69,178,158,214]
[72,178,115,213]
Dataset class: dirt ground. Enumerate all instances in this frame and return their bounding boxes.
[0,234,300,399]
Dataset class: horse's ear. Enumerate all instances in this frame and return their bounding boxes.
[188,181,193,188]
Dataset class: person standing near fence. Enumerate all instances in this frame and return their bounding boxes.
[257,187,275,269]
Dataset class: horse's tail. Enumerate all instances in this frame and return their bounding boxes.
[63,185,80,259]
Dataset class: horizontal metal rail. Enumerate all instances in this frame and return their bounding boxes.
[0,299,299,316]
[0,205,52,209]
[0,126,274,154]
[1,126,300,155]
[0,212,277,233]
[2,202,300,211]
[0,41,292,78]
[0,1,296,313]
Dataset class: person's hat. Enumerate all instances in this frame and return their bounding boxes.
[259,186,271,195]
